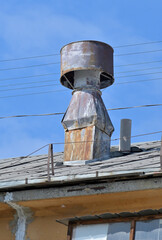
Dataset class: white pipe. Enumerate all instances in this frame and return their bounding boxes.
[119,119,132,152]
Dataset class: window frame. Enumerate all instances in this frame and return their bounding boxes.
[67,214,162,240]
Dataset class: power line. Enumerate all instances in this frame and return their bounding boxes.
[0,58,161,72]
[107,104,162,111]
[0,40,161,64]
[112,131,162,141]
[1,68,162,86]
[0,76,161,93]
[115,49,162,56]
[114,40,162,48]
[0,53,60,63]
[0,83,60,92]
[117,71,162,78]
[0,73,60,82]
[0,78,58,88]
[1,72,161,94]
[0,62,60,72]
[115,59,162,67]
[1,76,161,89]
[0,58,161,77]
[0,103,162,119]
[16,130,162,160]
[115,77,162,85]
[0,89,68,99]
[2,76,162,89]
[117,65,162,74]
[52,131,162,145]
[0,112,65,119]
[33,131,162,149]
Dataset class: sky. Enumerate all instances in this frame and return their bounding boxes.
[0,0,162,158]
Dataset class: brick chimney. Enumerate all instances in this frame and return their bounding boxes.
[60,41,114,162]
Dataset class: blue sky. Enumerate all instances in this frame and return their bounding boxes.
[0,0,162,158]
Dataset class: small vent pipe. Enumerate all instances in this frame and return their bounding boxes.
[119,119,132,152]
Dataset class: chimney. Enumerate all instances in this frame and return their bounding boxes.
[60,41,114,162]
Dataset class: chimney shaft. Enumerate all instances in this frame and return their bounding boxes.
[60,41,114,162]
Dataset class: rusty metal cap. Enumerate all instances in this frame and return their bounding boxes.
[60,40,114,89]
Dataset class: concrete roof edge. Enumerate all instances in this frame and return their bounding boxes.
[1,173,162,203]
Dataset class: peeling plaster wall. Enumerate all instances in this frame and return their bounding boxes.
[4,192,33,240]
[1,184,162,239]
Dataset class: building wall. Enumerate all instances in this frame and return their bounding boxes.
[27,217,67,240]
[1,188,162,240]
[0,217,14,240]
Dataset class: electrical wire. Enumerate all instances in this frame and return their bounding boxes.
[0,40,161,64]
[0,60,162,83]
[0,72,60,82]
[0,103,162,119]
[1,76,161,89]
[114,77,162,85]
[1,72,162,96]
[0,62,60,72]
[107,104,162,111]
[32,132,162,153]
[15,130,162,161]
[0,76,161,89]
[112,131,162,141]
[0,112,65,119]
[116,65,162,74]
[0,59,161,73]
[1,69,162,89]
[0,83,60,93]
[115,49,162,56]
[0,89,68,99]
[114,40,162,48]
[116,71,162,78]
[0,58,161,77]
[0,79,58,88]
[0,53,60,63]
[115,59,162,68]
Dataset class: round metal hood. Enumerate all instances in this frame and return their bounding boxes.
[60,40,114,89]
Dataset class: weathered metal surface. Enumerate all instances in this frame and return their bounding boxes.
[60,41,114,161]
[64,126,94,161]
[62,87,113,161]
[60,40,114,89]
[74,70,100,89]
[62,89,114,136]
[93,127,111,160]
[64,125,111,161]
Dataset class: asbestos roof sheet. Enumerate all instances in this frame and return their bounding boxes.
[0,141,161,190]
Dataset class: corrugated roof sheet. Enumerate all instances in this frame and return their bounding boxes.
[58,208,162,226]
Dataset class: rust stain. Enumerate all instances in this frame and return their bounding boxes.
[64,126,94,161]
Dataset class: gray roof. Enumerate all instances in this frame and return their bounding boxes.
[0,141,161,190]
